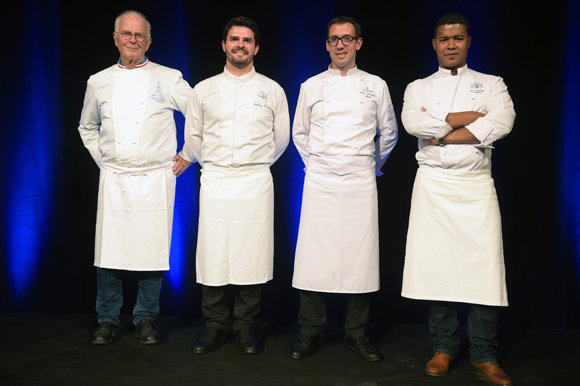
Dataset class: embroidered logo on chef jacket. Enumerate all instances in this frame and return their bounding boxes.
[470,82,485,94]
[360,86,375,99]
[253,91,273,113]
[151,81,166,103]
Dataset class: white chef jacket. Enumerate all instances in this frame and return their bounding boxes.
[292,66,398,293]
[78,59,192,270]
[401,65,515,306]
[184,66,290,285]
[184,67,289,168]
[401,65,515,171]
[293,66,398,176]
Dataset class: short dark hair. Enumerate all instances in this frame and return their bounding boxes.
[327,16,361,38]
[223,16,260,45]
[434,13,470,37]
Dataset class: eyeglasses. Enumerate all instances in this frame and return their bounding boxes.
[327,35,358,46]
[117,31,148,43]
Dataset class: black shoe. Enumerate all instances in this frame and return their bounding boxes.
[235,327,259,354]
[288,334,320,360]
[193,328,226,354]
[135,319,160,345]
[344,336,383,362]
[91,321,118,345]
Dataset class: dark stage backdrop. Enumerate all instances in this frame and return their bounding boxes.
[1,0,579,330]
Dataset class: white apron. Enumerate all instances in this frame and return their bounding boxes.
[94,67,177,271]
[292,161,379,293]
[95,165,175,270]
[401,165,508,306]
[196,164,274,286]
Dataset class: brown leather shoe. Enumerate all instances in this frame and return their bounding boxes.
[471,361,513,385]
[425,352,455,376]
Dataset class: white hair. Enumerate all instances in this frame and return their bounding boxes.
[114,10,151,38]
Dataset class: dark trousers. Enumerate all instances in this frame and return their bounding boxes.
[429,301,500,363]
[96,267,164,325]
[201,284,262,332]
[298,290,370,338]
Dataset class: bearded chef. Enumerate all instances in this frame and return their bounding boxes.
[185,16,289,355]
[401,13,516,386]
[78,10,193,346]
[288,16,398,362]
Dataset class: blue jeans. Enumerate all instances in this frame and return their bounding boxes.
[429,301,500,363]
[96,267,164,325]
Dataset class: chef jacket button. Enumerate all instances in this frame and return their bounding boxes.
[359,101,363,104]
[437,100,441,104]
[325,100,329,103]
[443,152,447,156]
[117,140,121,144]
[136,121,139,124]
[141,102,144,105]
[471,97,475,100]
[326,146,330,149]
[132,141,136,144]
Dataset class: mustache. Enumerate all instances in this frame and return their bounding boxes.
[233,48,248,54]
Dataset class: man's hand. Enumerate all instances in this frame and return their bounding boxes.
[427,137,440,146]
[172,154,192,177]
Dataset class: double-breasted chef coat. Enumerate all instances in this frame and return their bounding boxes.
[78,59,192,271]
[401,65,515,306]
[292,67,398,293]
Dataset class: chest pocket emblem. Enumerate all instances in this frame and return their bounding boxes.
[470,82,485,94]
[360,86,375,99]
[151,81,166,103]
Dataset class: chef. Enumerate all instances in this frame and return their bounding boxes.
[78,10,193,345]
[401,13,515,386]
[288,16,398,362]
[185,16,289,355]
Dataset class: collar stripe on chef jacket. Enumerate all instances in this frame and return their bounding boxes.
[117,56,149,69]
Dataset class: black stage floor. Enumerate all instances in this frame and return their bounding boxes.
[0,313,577,385]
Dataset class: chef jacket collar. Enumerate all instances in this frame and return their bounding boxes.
[326,65,360,77]
[437,64,468,77]
[117,56,149,69]
[222,65,257,84]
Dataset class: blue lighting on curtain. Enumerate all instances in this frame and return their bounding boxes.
[151,1,199,296]
[1,3,61,307]
[275,1,335,255]
[560,1,580,278]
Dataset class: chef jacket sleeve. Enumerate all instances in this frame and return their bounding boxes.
[169,71,194,163]
[184,85,204,165]
[78,79,102,168]
[271,86,290,165]
[402,80,454,139]
[374,80,399,176]
[292,83,312,169]
[465,77,515,147]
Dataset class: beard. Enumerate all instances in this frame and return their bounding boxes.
[226,48,254,69]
